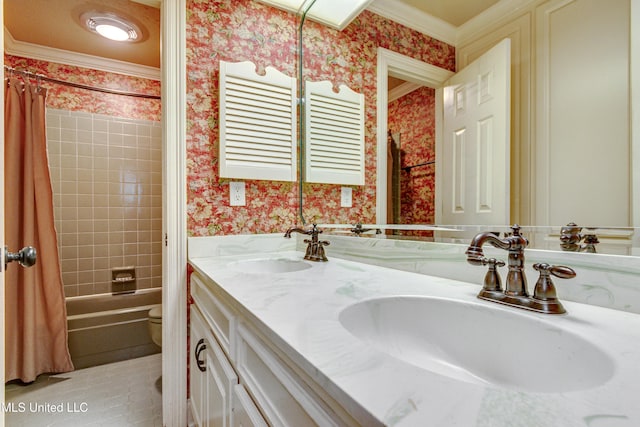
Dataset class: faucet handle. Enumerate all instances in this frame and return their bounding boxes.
[303,238,330,246]
[481,258,505,292]
[581,233,599,253]
[532,263,576,314]
[534,263,576,280]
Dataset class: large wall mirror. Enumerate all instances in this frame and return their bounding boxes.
[297,0,640,256]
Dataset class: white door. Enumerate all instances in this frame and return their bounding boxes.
[437,38,511,225]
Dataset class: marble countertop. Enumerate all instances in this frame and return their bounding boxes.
[189,247,640,427]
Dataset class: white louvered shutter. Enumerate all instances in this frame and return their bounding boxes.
[219,61,297,181]
[304,81,365,185]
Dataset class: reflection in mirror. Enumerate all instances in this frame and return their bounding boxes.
[386,77,435,236]
[375,47,452,238]
[319,223,640,257]
[291,0,375,225]
[298,5,455,225]
[298,0,640,257]
[376,1,634,229]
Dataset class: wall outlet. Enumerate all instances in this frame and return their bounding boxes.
[341,187,353,208]
[230,181,246,206]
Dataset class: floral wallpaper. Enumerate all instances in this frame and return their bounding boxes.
[185,0,455,236]
[4,55,161,122]
[388,86,436,227]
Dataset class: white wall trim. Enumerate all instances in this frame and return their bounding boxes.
[367,0,456,45]
[434,87,444,224]
[388,81,421,103]
[534,0,576,226]
[375,50,391,224]
[4,28,161,81]
[162,0,188,425]
[376,47,453,223]
[632,0,640,227]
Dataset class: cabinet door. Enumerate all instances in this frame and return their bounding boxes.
[231,384,267,427]
[203,327,239,427]
[236,323,344,426]
[190,307,208,427]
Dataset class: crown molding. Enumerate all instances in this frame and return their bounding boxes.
[132,0,162,8]
[367,0,457,46]
[4,27,161,81]
[369,0,538,48]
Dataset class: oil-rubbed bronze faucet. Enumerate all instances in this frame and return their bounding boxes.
[560,222,599,253]
[466,224,576,314]
[350,223,382,236]
[466,224,529,297]
[284,224,330,262]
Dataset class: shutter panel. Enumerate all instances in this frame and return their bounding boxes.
[219,61,297,181]
[305,81,365,185]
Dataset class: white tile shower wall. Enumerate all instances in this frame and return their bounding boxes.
[47,108,162,297]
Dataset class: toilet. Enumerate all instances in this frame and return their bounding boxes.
[148,305,162,348]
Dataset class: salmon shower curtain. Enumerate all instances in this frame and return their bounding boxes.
[4,77,74,383]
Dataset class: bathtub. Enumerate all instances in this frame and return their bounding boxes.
[66,288,161,369]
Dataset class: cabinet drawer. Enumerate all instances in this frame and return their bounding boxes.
[236,323,346,427]
[191,272,235,357]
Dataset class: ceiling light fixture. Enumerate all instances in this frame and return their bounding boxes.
[81,11,142,42]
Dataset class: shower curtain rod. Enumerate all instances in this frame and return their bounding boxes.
[402,160,435,172]
[4,66,161,100]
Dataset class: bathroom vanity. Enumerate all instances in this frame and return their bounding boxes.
[188,233,640,426]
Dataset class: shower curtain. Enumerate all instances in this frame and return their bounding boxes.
[4,77,74,383]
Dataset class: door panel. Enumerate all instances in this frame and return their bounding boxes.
[438,38,511,225]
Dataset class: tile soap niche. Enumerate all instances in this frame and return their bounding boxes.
[111,266,136,294]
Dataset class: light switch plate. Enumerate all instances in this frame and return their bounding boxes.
[341,187,352,208]
[230,181,246,206]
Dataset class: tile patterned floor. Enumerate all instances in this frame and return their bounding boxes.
[5,354,162,427]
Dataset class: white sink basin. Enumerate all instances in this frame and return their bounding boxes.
[228,258,312,274]
[339,296,614,393]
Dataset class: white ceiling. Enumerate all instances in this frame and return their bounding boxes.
[399,0,500,26]
[4,0,161,68]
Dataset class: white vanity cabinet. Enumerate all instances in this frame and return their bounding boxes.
[189,271,359,427]
[190,273,265,427]
[231,384,268,427]
[191,305,249,427]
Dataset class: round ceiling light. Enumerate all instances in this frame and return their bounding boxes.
[81,11,142,42]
